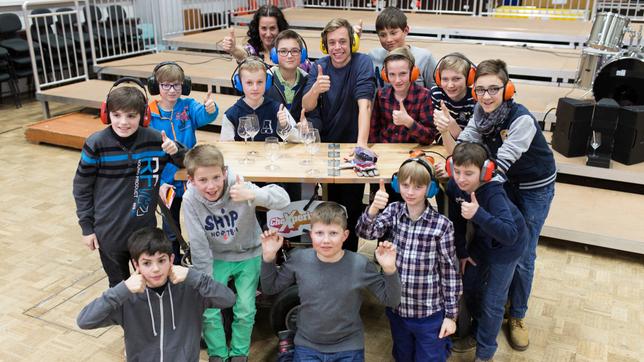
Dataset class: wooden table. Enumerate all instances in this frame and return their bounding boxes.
[175,141,444,182]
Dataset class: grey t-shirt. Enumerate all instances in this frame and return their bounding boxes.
[261,248,401,353]
[369,45,438,89]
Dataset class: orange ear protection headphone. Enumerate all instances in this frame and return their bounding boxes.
[381,51,420,83]
[470,64,515,102]
[445,142,497,182]
[100,77,151,127]
[433,52,476,88]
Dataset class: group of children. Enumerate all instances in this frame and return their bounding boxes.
[73,5,556,362]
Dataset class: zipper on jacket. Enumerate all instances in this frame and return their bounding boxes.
[158,294,164,362]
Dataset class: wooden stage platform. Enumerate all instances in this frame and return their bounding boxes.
[24,114,644,254]
[165,27,581,83]
[232,8,592,48]
[92,50,589,119]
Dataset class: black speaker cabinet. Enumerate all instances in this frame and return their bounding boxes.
[613,105,644,165]
[552,97,594,157]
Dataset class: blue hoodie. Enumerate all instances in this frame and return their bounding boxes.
[149,98,218,197]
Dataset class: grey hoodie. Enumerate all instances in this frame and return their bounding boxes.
[77,269,235,362]
[182,168,290,275]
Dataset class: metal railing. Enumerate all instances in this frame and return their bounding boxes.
[594,0,644,21]
[161,0,229,39]
[23,0,90,92]
[479,0,590,20]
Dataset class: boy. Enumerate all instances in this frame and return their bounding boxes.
[369,7,438,89]
[77,227,236,361]
[369,46,437,145]
[220,56,296,141]
[457,59,556,350]
[445,142,528,361]
[302,17,375,251]
[431,53,477,149]
[266,29,309,121]
[73,81,185,287]
[356,160,462,362]
[260,201,401,361]
[148,61,218,264]
[181,144,290,362]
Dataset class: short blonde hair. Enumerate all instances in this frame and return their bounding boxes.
[310,202,347,230]
[185,144,225,177]
[437,53,471,79]
[384,46,416,70]
[155,63,184,83]
[397,159,432,187]
[239,56,267,82]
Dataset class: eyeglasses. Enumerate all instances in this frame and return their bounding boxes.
[474,85,503,97]
[160,83,182,91]
[277,48,301,57]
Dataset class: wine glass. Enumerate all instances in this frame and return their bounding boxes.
[304,128,320,175]
[247,114,260,156]
[300,126,314,166]
[264,137,280,171]
[277,119,292,145]
[237,117,253,164]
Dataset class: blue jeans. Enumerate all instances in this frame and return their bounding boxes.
[385,308,451,362]
[508,183,555,318]
[293,346,364,362]
[463,258,519,360]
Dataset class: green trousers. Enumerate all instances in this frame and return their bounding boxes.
[203,256,261,358]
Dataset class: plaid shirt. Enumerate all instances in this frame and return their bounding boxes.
[369,83,438,145]
[356,202,462,319]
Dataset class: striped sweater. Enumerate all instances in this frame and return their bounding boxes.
[72,127,185,252]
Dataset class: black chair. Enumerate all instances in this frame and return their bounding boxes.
[0,13,37,97]
[0,46,21,108]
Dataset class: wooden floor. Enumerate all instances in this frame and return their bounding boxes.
[1,99,643,361]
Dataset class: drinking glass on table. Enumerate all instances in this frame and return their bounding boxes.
[264,137,280,171]
[247,114,260,156]
[276,119,292,145]
[237,117,254,164]
[304,128,320,175]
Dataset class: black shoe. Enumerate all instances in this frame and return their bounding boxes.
[451,335,477,353]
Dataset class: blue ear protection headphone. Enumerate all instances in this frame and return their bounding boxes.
[270,33,309,64]
[391,158,439,198]
[231,57,273,94]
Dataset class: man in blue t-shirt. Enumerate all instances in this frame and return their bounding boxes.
[302,18,375,251]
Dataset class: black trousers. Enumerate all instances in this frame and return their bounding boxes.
[98,248,132,287]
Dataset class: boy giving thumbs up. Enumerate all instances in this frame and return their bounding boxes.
[368,47,437,145]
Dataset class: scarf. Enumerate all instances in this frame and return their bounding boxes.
[474,100,513,136]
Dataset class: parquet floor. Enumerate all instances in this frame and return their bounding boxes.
[0,99,642,362]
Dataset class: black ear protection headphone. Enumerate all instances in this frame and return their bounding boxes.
[391,158,439,198]
[433,52,477,88]
[147,61,192,96]
[100,77,151,127]
[230,57,274,94]
[445,142,497,182]
[320,22,360,54]
[270,32,309,64]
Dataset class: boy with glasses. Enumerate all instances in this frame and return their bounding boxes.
[267,30,310,123]
[147,61,218,264]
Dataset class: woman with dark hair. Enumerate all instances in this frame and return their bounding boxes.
[222,5,289,64]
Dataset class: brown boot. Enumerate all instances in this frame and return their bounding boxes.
[508,317,529,351]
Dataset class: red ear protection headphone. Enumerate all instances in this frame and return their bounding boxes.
[100,77,151,127]
[471,63,516,102]
[434,53,476,88]
[445,142,497,182]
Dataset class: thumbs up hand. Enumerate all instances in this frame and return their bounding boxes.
[277,104,288,128]
[434,101,455,134]
[392,99,414,128]
[222,27,236,53]
[368,179,389,217]
[353,19,363,38]
[460,192,479,220]
[313,64,331,95]
[229,174,255,202]
[161,130,179,155]
[204,91,216,114]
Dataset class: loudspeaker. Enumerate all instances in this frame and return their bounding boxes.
[552,97,594,157]
[612,105,644,165]
[586,98,620,168]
